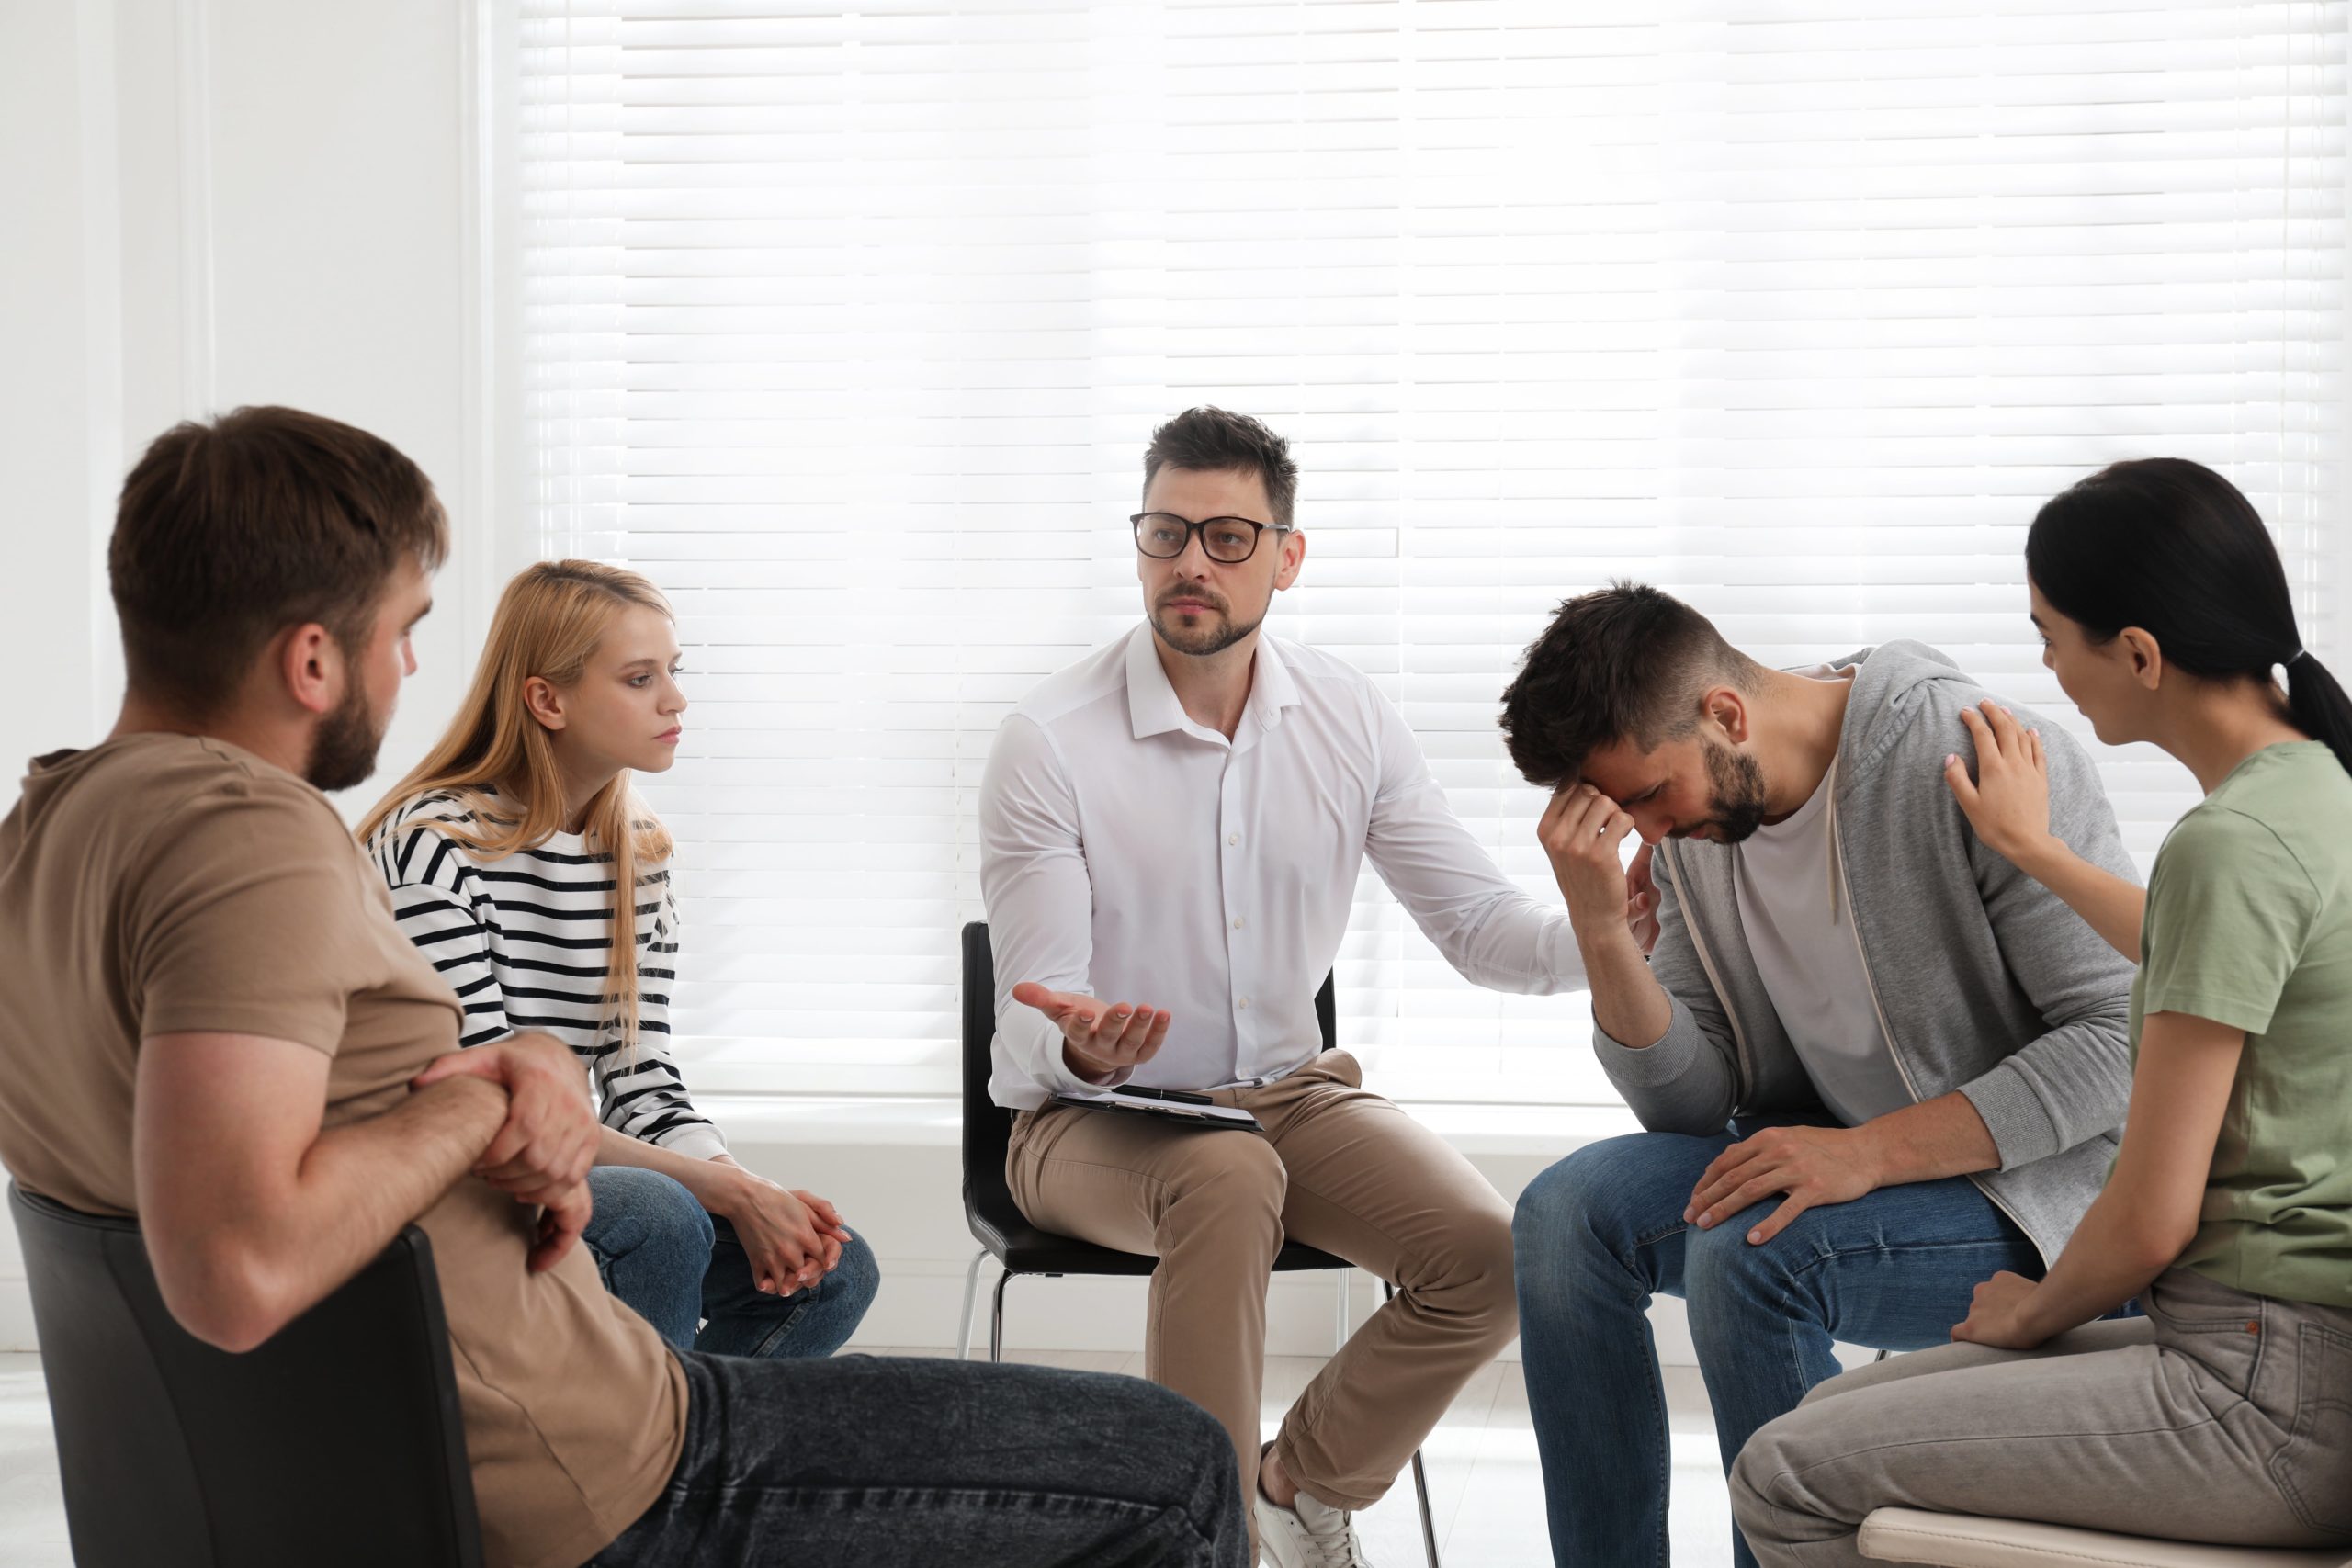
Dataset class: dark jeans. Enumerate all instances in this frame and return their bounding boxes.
[583,1166,880,1359]
[1512,1122,2048,1568]
[589,1349,1251,1567]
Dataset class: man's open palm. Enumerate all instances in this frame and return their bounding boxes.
[1012,981,1172,1080]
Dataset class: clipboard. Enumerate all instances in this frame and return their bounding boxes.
[1048,1088,1263,1132]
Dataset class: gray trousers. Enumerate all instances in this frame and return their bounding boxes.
[1730,1269,2352,1565]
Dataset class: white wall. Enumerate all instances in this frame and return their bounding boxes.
[0,0,493,1350]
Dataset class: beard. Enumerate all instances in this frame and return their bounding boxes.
[304,678,388,793]
[1148,587,1265,658]
[1693,739,1770,844]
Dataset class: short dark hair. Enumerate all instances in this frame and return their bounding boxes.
[1142,407,1300,527]
[108,405,449,717]
[1499,581,1753,787]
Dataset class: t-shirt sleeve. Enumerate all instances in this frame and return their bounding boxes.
[2140,808,2320,1037]
[128,784,383,1056]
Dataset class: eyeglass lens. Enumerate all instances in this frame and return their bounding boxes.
[1134,513,1267,563]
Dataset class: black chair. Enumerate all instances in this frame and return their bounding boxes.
[10,1182,483,1568]
[956,919,1442,1566]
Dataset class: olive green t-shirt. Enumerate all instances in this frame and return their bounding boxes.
[2130,740,2352,1308]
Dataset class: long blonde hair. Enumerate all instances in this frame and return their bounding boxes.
[363,560,677,1050]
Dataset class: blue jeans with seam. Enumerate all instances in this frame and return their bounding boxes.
[590,1348,1250,1566]
[1512,1121,2046,1568]
[582,1165,881,1359]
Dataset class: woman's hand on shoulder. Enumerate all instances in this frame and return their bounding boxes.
[1945,700,2059,871]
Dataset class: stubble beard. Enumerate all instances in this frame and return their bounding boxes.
[1148,594,1265,659]
[305,679,388,793]
[1698,740,1770,845]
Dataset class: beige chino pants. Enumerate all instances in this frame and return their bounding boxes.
[1005,1051,1518,1517]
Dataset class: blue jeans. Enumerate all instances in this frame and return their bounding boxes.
[591,1348,1250,1566]
[1512,1122,2044,1568]
[583,1166,881,1359]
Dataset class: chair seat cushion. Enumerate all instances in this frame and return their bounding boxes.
[1859,1508,2352,1568]
[967,1179,1351,1278]
[983,1213,1350,1279]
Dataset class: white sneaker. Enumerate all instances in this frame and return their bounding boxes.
[1255,1483,1374,1568]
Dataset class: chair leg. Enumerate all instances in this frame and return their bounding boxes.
[956,1247,989,1361]
[1333,1267,1351,1354]
[989,1268,1013,1364]
[1381,1279,1442,1568]
[1410,1445,1441,1568]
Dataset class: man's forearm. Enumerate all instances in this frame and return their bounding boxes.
[1853,1089,2000,1186]
[226,1077,510,1344]
[1581,921,1672,1047]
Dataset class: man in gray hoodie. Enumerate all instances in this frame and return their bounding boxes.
[1498,582,2138,1568]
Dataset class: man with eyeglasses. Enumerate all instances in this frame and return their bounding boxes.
[981,407,1649,1568]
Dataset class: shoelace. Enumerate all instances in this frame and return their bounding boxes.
[1283,1502,1365,1568]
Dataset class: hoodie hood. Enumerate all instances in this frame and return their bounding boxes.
[1825,639,1971,788]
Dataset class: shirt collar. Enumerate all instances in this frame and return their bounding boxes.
[1123,622,1302,745]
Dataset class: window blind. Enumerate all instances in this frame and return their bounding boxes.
[515,0,2346,1103]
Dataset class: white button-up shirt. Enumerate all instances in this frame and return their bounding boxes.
[979,625,1587,1110]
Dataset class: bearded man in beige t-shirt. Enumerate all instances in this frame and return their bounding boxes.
[0,405,1244,1568]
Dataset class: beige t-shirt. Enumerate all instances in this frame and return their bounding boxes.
[0,735,686,1568]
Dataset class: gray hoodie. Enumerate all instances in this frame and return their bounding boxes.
[1597,640,2140,1264]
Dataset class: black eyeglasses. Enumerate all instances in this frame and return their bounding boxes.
[1131,512,1293,564]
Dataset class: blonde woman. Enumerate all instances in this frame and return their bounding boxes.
[362,560,877,1358]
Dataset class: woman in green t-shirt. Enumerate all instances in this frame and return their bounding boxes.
[1728,458,2352,1564]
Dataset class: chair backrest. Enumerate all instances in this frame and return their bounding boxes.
[959,919,1335,1221]
[9,1183,484,1568]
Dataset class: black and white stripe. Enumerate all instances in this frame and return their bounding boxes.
[368,789,727,1159]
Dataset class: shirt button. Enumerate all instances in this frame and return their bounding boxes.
[1238,998,1250,1010]
[1232,917,1245,931]
[1227,833,1240,846]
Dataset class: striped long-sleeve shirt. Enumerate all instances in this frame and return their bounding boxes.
[368,789,729,1160]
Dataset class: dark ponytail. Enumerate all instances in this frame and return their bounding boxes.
[2025,457,2352,778]
[2284,649,2352,778]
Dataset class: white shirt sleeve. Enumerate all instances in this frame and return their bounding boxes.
[978,713,1137,1096]
[1361,686,1588,993]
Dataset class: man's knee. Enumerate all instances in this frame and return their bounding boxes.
[1681,1202,1831,1346]
[1513,1134,1668,1272]
[1421,1195,1519,1338]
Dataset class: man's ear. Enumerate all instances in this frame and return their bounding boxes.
[523,674,568,732]
[275,623,341,717]
[2119,626,2164,691]
[1272,526,1307,592]
[1702,683,1750,745]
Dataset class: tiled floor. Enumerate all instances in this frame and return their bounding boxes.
[0,1348,1736,1565]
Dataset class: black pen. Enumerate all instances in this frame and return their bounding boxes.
[1112,1084,1216,1106]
